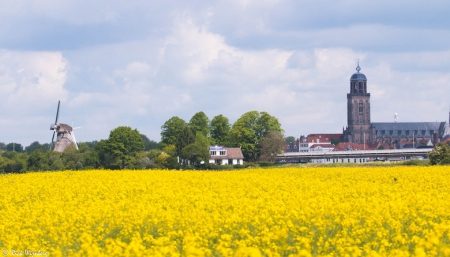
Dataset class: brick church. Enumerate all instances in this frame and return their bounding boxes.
[343,64,449,149]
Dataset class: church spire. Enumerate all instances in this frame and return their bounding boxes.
[356,59,361,73]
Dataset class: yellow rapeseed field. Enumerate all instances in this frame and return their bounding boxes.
[0,166,449,257]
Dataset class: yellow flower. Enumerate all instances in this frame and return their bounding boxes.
[0,166,448,256]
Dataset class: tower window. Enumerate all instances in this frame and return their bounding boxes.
[358,103,363,114]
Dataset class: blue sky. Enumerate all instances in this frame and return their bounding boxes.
[1,0,449,145]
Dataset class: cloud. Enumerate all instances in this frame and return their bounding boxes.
[60,20,368,141]
[0,50,68,110]
[0,49,68,144]
[0,1,449,145]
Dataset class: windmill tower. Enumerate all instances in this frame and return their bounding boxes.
[50,100,78,152]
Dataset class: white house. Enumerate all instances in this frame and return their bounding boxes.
[298,134,337,153]
[209,146,244,165]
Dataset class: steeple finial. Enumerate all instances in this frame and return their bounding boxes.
[356,59,361,73]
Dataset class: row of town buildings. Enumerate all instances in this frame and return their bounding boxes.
[285,64,450,153]
[211,64,449,165]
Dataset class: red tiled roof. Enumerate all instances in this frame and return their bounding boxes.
[210,147,244,160]
[443,137,450,144]
[226,148,244,159]
[307,134,342,143]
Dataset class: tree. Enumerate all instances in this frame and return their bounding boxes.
[141,134,160,150]
[181,133,210,166]
[27,151,64,171]
[61,143,100,170]
[176,126,195,156]
[229,111,283,161]
[1,152,26,173]
[189,112,209,137]
[155,144,178,168]
[161,116,186,146]
[429,143,450,165]
[259,131,285,162]
[25,141,49,152]
[97,126,144,169]
[256,112,283,137]
[210,115,231,146]
[285,136,296,145]
[6,143,24,152]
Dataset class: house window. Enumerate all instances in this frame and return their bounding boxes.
[219,150,226,156]
[210,151,216,156]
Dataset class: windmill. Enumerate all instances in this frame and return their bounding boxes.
[50,100,79,152]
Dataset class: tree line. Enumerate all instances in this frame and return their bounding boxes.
[0,111,285,173]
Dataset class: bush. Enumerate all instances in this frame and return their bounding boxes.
[429,143,450,165]
[402,159,430,166]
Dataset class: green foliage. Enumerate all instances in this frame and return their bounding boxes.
[284,136,296,145]
[230,111,283,161]
[97,126,144,169]
[259,131,285,162]
[429,143,450,165]
[161,116,186,146]
[155,145,179,168]
[176,126,195,156]
[257,112,283,137]
[141,134,161,150]
[27,151,64,171]
[210,115,231,146]
[181,133,210,166]
[25,141,50,152]
[0,110,286,171]
[6,142,24,152]
[61,144,100,170]
[0,152,26,173]
[189,112,209,137]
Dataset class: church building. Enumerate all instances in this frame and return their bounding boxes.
[343,64,449,149]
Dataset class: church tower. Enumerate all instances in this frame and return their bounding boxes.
[346,63,371,144]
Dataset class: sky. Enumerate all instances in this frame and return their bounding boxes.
[1,0,450,146]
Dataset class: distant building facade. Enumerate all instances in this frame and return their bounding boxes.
[285,64,449,153]
[344,64,449,149]
[298,134,340,152]
[209,146,244,165]
[343,64,371,145]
